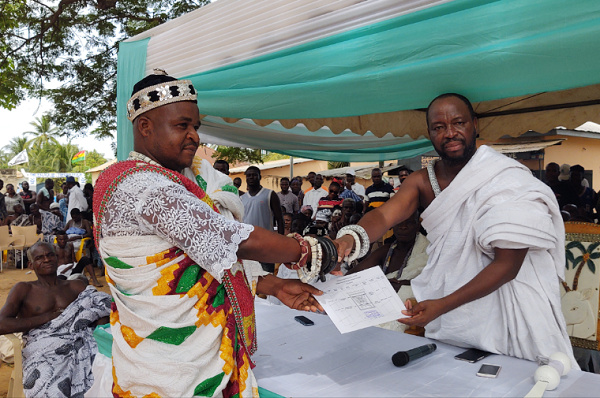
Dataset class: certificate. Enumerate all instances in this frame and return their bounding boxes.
[315,267,408,334]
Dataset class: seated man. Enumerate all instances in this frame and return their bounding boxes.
[55,230,103,287]
[347,211,428,332]
[0,241,111,397]
[41,202,65,243]
[5,203,30,228]
[64,208,93,256]
[302,209,330,237]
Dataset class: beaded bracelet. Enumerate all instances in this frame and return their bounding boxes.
[283,233,311,270]
[337,225,370,258]
[340,229,361,263]
[316,236,338,277]
[297,236,321,283]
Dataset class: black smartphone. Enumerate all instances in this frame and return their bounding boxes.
[294,315,314,326]
[454,348,492,363]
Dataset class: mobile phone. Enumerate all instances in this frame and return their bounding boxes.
[294,315,314,326]
[454,348,492,363]
[476,364,501,378]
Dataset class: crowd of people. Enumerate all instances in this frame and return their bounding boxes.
[0,176,102,285]
[0,70,587,397]
[544,162,600,222]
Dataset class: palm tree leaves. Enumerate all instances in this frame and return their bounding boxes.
[3,136,28,156]
[566,241,600,274]
[2,113,107,172]
[25,115,61,148]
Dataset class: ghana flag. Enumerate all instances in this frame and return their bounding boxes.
[72,150,86,164]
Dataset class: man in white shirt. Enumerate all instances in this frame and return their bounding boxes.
[302,173,327,219]
[65,176,88,223]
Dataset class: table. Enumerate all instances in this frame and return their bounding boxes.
[253,299,600,397]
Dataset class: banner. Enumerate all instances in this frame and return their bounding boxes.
[8,149,29,166]
[72,150,86,163]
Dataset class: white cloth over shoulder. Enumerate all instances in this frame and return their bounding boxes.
[414,145,576,365]
[183,158,245,222]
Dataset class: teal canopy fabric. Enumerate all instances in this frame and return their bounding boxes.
[117,0,600,160]
[198,116,434,162]
[116,39,149,160]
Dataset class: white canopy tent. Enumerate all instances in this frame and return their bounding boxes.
[116,0,600,161]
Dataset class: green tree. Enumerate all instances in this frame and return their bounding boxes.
[26,140,78,173]
[328,161,350,169]
[25,115,61,148]
[262,152,290,162]
[3,136,29,157]
[1,0,210,139]
[213,146,264,165]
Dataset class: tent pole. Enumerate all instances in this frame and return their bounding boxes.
[290,157,294,179]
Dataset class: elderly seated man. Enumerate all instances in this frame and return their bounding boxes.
[0,241,111,397]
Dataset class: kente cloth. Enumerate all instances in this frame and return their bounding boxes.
[94,155,264,398]
[413,145,577,365]
[21,286,111,398]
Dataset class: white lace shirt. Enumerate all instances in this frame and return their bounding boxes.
[99,158,254,279]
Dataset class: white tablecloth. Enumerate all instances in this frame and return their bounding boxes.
[253,299,600,397]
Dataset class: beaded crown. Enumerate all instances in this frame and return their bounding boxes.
[126,69,198,121]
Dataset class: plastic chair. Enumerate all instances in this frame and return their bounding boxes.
[10,226,43,269]
[0,226,25,272]
[4,333,25,398]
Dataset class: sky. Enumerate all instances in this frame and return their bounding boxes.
[0,98,115,160]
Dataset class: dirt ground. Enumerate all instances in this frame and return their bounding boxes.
[0,267,109,398]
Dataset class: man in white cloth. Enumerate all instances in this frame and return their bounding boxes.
[94,70,323,398]
[0,241,111,397]
[335,93,576,365]
[65,176,88,223]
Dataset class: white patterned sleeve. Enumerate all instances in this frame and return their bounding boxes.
[135,181,254,279]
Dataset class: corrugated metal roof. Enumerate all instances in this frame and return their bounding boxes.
[229,157,314,173]
[488,139,565,154]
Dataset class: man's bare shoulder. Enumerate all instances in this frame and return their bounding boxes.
[67,279,88,295]
[8,281,34,297]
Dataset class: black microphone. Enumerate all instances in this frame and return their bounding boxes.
[392,343,437,367]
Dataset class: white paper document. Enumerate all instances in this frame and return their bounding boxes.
[315,267,407,334]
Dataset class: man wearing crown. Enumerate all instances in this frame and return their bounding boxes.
[94,70,324,397]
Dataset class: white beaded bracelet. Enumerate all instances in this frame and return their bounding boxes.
[340,229,361,263]
[337,224,370,258]
[297,236,321,283]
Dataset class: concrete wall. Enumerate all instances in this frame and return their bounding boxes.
[543,135,600,192]
[0,169,26,193]
[230,160,384,192]
[479,135,600,192]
